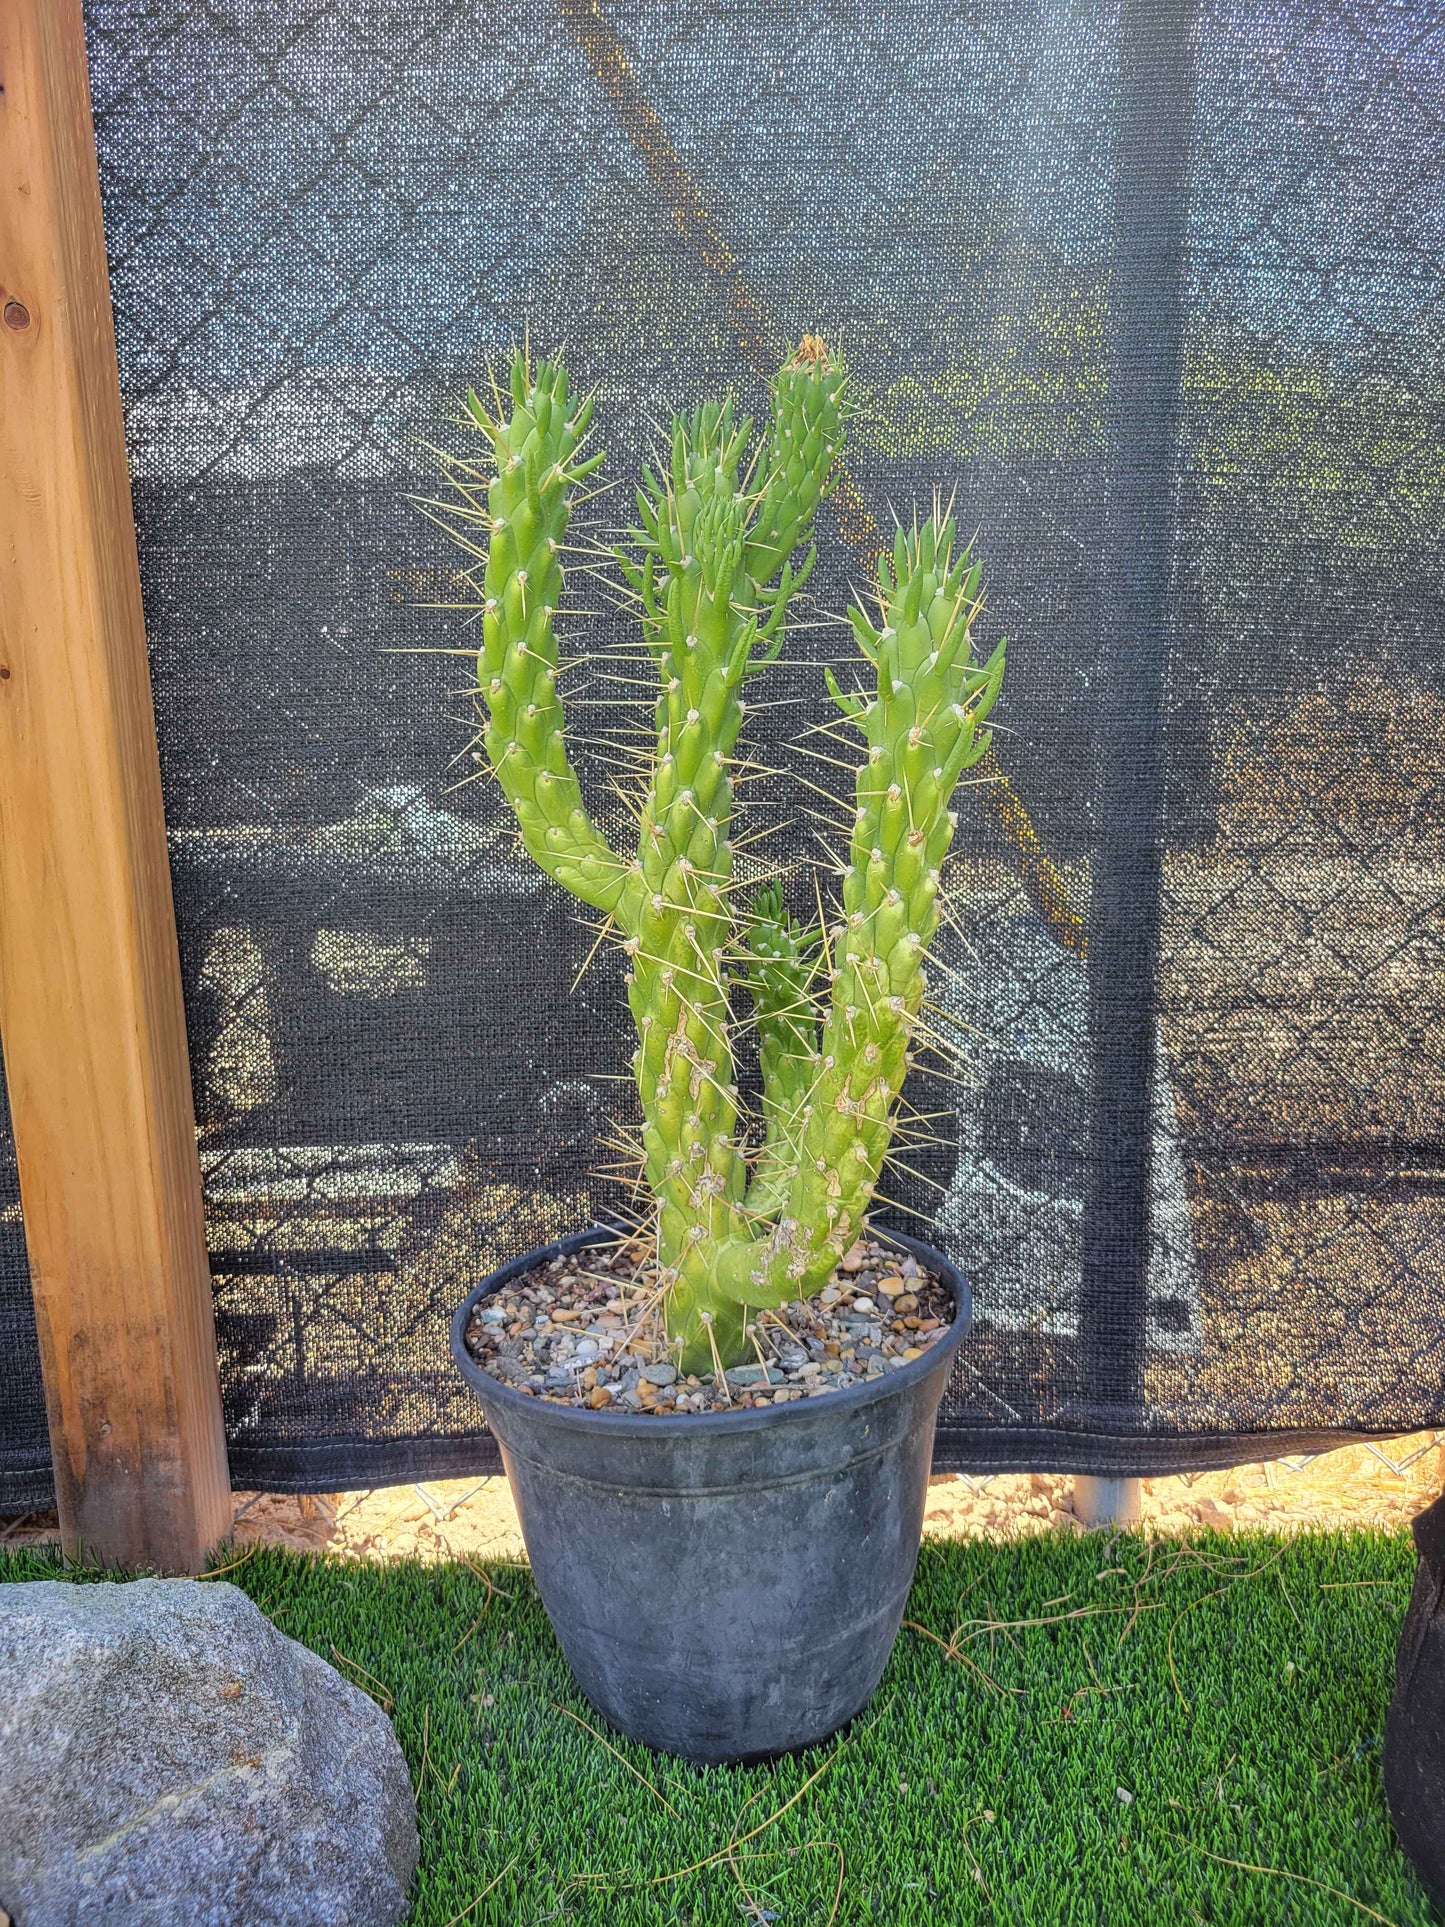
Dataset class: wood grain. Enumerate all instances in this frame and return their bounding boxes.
[0,0,230,1571]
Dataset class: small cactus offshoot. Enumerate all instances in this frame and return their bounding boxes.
[434,341,1005,1374]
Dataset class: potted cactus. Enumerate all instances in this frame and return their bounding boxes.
[438,340,1004,1763]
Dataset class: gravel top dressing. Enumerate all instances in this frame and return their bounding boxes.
[462,1235,954,1414]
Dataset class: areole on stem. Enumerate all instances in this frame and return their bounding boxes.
[433,338,1004,1374]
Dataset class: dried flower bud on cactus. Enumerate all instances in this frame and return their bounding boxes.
[434,341,1003,1373]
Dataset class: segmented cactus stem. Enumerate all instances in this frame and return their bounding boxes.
[716,517,1004,1310]
[438,343,1002,1372]
[464,358,638,922]
[742,881,821,1221]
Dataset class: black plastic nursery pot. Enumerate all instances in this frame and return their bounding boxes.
[451,1225,972,1765]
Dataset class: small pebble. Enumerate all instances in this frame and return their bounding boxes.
[724,1365,772,1388]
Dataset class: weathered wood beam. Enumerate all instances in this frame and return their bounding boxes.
[0,0,229,1572]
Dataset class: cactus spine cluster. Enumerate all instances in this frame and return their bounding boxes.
[439,342,1004,1373]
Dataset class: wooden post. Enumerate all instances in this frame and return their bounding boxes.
[0,0,230,1572]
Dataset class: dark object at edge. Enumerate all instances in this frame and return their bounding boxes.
[1385,1489,1445,1910]
[450,1224,972,1765]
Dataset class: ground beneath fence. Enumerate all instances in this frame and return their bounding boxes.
[8,1434,1437,1561]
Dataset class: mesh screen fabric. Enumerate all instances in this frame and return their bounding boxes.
[5,0,1441,1505]
[0,1052,47,1511]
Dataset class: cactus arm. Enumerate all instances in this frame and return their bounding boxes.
[713,518,1004,1309]
[624,408,761,1366]
[744,337,847,597]
[684,344,842,1237]
[741,882,822,1221]
[618,376,849,1369]
[465,355,641,923]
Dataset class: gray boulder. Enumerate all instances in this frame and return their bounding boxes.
[0,1578,418,1926]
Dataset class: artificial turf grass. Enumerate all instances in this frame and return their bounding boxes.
[1,1528,1432,1927]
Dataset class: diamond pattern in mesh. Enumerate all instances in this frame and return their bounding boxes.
[5,0,1442,1506]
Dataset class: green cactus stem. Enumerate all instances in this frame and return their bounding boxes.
[742,880,821,1223]
[436,340,1003,1375]
[450,358,638,923]
[717,517,1005,1312]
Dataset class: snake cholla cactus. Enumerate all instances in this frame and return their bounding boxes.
[441,341,1004,1373]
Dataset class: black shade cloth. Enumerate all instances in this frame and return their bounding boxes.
[0,1054,45,1510]
[5,0,1445,1506]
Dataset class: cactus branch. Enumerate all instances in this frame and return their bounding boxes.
[742,880,822,1221]
[460,355,640,923]
[713,515,1005,1310]
[620,377,841,1368]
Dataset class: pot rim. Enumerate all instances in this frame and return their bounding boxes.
[450,1222,972,1440]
